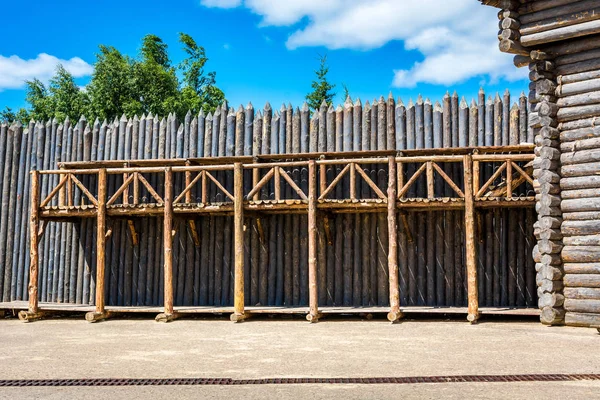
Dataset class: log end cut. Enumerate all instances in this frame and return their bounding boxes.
[387,310,404,324]
[85,311,112,323]
[155,313,180,323]
[230,312,248,323]
[17,310,45,323]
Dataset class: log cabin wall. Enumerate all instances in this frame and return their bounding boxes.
[0,91,537,314]
[485,0,600,328]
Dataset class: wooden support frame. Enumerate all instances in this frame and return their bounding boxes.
[26,149,535,324]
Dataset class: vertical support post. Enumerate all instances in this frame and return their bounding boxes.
[387,156,403,323]
[231,162,247,322]
[464,155,480,323]
[252,167,259,202]
[156,167,177,322]
[58,168,66,207]
[274,166,281,201]
[19,171,41,322]
[349,163,356,200]
[201,170,207,204]
[86,169,111,322]
[397,161,404,199]
[133,172,140,205]
[307,160,321,322]
[426,161,435,199]
[506,160,512,198]
[185,161,192,203]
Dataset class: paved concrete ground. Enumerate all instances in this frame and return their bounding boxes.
[0,315,599,399]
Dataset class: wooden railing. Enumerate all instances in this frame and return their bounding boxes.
[23,148,535,324]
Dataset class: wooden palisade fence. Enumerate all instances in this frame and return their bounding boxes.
[485,0,600,330]
[0,90,540,323]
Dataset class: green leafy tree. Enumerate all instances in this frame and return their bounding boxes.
[87,45,137,121]
[306,55,336,111]
[177,33,225,114]
[7,33,226,122]
[0,107,29,124]
[48,65,89,121]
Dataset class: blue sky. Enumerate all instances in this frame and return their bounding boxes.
[0,0,529,113]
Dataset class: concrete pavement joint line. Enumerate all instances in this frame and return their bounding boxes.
[1,375,600,387]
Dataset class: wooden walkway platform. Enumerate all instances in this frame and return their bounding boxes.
[0,301,540,317]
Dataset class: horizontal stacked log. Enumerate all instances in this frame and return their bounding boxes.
[553,37,600,328]
[0,90,536,312]
[487,0,600,329]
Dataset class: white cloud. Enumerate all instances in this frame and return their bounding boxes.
[200,0,242,8]
[201,0,528,87]
[0,53,93,91]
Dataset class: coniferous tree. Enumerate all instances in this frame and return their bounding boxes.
[306,55,336,111]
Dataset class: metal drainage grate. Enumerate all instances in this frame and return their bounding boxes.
[1,374,599,387]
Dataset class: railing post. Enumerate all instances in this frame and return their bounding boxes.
[464,154,480,323]
[156,167,177,322]
[86,168,111,322]
[307,159,321,322]
[231,162,247,322]
[387,156,403,323]
[19,171,42,322]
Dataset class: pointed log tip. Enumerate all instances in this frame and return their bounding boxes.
[336,104,343,112]
[364,100,370,108]
[434,101,442,111]
[256,110,262,118]
[320,99,328,108]
[471,99,477,107]
[186,109,192,117]
[388,91,394,100]
[264,101,272,110]
[424,97,431,105]
[417,94,423,103]
[101,119,108,127]
[198,108,205,117]
[452,90,458,98]
[354,98,362,106]
[120,113,127,122]
[511,102,519,110]
[520,91,526,97]
[396,97,404,106]
[327,104,335,113]
[280,103,286,111]
[444,91,450,99]
[479,87,484,93]
[228,107,235,116]
[344,96,353,107]
[206,112,213,120]
[408,98,414,107]
[378,95,385,103]
[460,97,467,107]
[94,117,100,126]
[246,102,253,110]
[495,93,501,101]
[237,105,244,113]
[302,102,309,112]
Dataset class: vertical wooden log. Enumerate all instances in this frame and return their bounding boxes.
[84,169,110,322]
[387,156,402,322]
[231,162,246,322]
[306,160,320,322]
[464,155,480,323]
[20,171,41,321]
[156,167,176,322]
